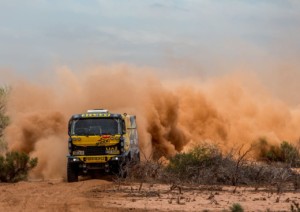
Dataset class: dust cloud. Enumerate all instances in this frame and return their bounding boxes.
[3,64,300,179]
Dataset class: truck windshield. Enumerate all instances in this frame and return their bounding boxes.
[70,118,121,136]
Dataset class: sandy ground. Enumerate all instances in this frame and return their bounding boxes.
[0,178,299,212]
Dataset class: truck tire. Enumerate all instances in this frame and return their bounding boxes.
[67,162,78,182]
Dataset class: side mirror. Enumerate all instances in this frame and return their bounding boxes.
[122,120,126,134]
[68,120,72,136]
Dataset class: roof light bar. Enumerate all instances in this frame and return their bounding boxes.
[87,109,109,113]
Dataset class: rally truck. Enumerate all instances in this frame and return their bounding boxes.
[67,109,140,182]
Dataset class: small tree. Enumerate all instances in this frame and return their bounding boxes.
[0,86,9,153]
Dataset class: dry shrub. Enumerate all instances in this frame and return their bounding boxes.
[166,144,299,187]
[290,200,300,212]
[125,159,165,183]
[0,151,38,182]
[116,143,300,191]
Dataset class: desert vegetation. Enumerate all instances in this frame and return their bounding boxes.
[229,203,244,212]
[1,86,300,211]
[256,138,300,167]
[1,83,300,191]
[0,151,38,182]
[0,86,9,153]
[0,86,37,182]
[124,142,300,193]
[108,142,300,211]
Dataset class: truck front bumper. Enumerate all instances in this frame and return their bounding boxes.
[67,154,126,164]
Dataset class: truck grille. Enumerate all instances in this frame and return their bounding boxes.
[73,145,118,155]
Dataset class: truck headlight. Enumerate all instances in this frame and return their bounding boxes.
[72,137,81,141]
[112,157,119,161]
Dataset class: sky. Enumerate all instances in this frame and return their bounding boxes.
[0,0,300,78]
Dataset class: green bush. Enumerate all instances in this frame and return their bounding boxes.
[167,144,222,170]
[229,203,244,212]
[0,87,38,183]
[280,141,300,167]
[0,151,38,182]
[165,144,235,184]
[257,139,300,167]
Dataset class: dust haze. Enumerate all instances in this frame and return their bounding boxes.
[3,64,300,179]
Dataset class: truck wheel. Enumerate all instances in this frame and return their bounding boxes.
[67,162,78,182]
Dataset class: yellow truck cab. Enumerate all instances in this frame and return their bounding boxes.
[67,109,139,182]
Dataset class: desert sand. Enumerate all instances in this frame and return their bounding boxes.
[0,178,299,212]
